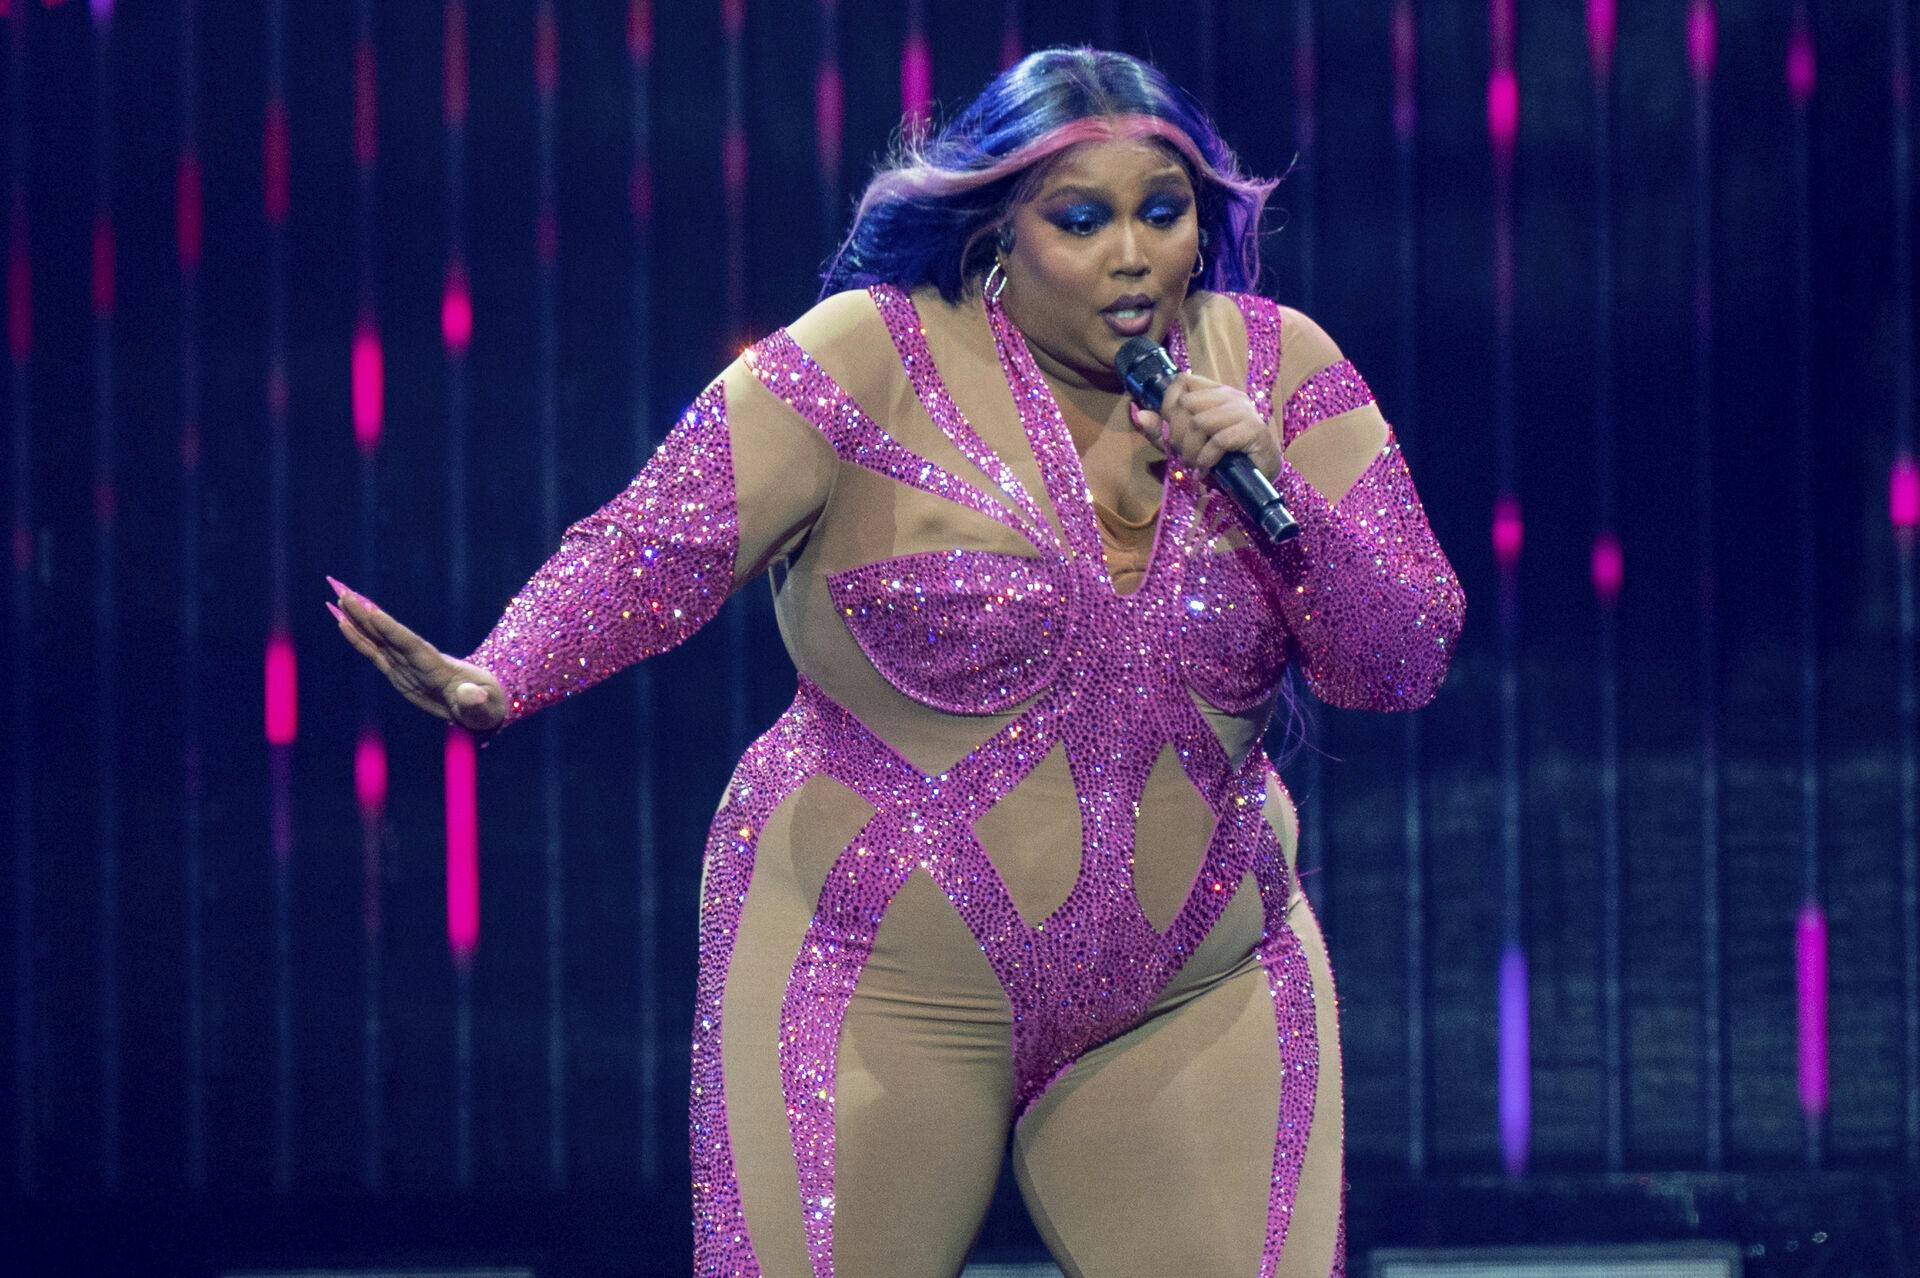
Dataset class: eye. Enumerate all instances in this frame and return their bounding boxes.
[1048,203,1111,237]
[1142,198,1191,228]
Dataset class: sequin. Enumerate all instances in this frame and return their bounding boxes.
[465,286,1462,1278]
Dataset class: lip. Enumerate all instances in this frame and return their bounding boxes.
[1100,294,1156,338]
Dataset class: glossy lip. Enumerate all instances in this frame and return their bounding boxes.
[1101,292,1154,314]
[1101,308,1153,338]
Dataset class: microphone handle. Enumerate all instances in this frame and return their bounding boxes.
[1212,452,1301,545]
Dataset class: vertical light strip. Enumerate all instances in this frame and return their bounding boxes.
[1688,0,1725,1172]
[628,0,660,1183]
[534,0,567,1189]
[1391,0,1426,1178]
[901,0,929,141]
[999,0,1021,72]
[88,0,119,1191]
[7,0,35,1199]
[722,0,748,754]
[1290,0,1328,933]
[1891,0,1920,1170]
[1587,0,1625,1172]
[1786,1,1827,1162]
[177,0,207,1192]
[814,0,840,257]
[1487,0,1528,1178]
[351,0,389,1193]
[262,0,296,1193]
[442,0,478,1192]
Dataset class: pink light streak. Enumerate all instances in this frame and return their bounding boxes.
[443,2,468,128]
[999,18,1021,72]
[176,151,202,270]
[354,39,377,169]
[1586,0,1615,78]
[352,319,383,452]
[1687,0,1716,84]
[1492,492,1523,568]
[536,207,558,264]
[264,632,298,745]
[1391,1,1416,141]
[1487,68,1519,154]
[266,354,288,418]
[90,214,113,319]
[263,98,290,225]
[534,5,558,99]
[628,0,652,62]
[815,61,843,175]
[445,727,479,962]
[93,478,115,526]
[180,420,199,472]
[355,726,387,818]
[1590,530,1623,604]
[722,126,747,204]
[8,195,30,363]
[1796,902,1828,1117]
[1499,943,1531,1175]
[720,0,744,39]
[630,164,652,225]
[441,260,472,352]
[900,32,931,134]
[1787,16,1816,105]
[1892,454,1920,535]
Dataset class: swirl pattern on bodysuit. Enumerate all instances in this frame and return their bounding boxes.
[465,285,1463,1278]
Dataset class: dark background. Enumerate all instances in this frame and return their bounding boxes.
[5,0,1918,1273]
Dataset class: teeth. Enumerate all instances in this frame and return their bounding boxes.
[1110,308,1146,320]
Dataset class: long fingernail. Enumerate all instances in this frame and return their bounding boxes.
[326,574,348,598]
[326,601,346,623]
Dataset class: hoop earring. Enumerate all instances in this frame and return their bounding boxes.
[984,260,1008,303]
[1189,246,1206,280]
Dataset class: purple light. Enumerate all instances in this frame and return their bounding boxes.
[536,207,558,263]
[441,260,472,352]
[630,164,652,225]
[1492,492,1523,568]
[1391,1,1416,141]
[722,126,747,203]
[352,321,384,452]
[445,727,480,963]
[720,0,743,39]
[1486,68,1518,153]
[535,6,557,97]
[444,2,468,127]
[9,194,31,362]
[1590,530,1623,604]
[1499,942,1531,1174]
[900,33,930,133]
[89,0,110,20]
[1796,902,1828,1116]
[176,151,202,270]
[93,478,115,526]
[354,40,377,169]
[1586,0,1615,76]
[263,98,290,225]
[355,727,387,818]
[1787,17,1816,105]
[264,632,298,745]
[90,214,113,319]
[815,61,843,174]
[1687,0,1716,84]
[998,22,1020,73]
[629,0,651,61]
[1891,454,1919,535]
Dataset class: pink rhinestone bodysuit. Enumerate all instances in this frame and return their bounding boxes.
[468,285,1463,1277]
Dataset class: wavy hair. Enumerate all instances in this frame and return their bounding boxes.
[819,47,1281,304]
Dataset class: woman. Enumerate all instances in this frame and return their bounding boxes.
[329,47,1462,1278]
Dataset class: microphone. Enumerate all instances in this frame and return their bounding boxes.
[1114,336,1300,545]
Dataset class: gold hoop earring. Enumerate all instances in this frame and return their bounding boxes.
[984,260,1008,303]
[1189,247,1206,280]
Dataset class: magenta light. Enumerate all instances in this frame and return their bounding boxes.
[534,5,557,98]
[1586,0,1615,76]
[267,355,288,418]
[180,421,200,472]
[8,196,30,363]
[93,479,116,526]
[630,163,652,225]
[722,126,747,204]
[89,0,110,19]
[815,61,844,174]
[1687,0,1716,83]
[629,0,652,62]
[263,98,290,225]
[354,40,377,169]
[352,321,384,452]
[176,151,203,270]
[1590,530,1623,604]
[1892,454,1920,533]
[1787,18,1816,105]
[1391,1,1417,141]
[442,263,472,352]
[1499,942,1531,1175]
[1795,902,1829,1117]
[1492,492,1524,568]
[264,632,298,745]
[445,727,480,962]
[355,726,388,817]
[999,24,1021,73]
[720,0,743,39]
[536,207,558,263]
[1486,68,1519,152]
[900,33,931,134]
[443,2,468,127]
[90,214,113,319]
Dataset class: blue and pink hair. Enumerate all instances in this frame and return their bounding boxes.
[820,47,1281,303]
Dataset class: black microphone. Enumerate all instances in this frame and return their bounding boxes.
[1114,336,1300,545]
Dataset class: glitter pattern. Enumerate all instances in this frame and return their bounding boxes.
[1281,358,1374,446]
[469,287,1459,1277]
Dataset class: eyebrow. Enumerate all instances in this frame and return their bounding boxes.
[1039,170,1193,203]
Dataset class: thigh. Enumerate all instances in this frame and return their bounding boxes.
[1011,890,1345,1278]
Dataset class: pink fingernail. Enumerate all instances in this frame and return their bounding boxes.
[326,601,347,623]
[326,574,348,597]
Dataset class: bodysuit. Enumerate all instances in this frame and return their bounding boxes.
[466,283,1464,1278]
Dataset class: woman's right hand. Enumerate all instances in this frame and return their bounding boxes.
[326,576,507,732]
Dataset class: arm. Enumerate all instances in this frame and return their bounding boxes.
[1263,306,1464,710]
[463,351,837,729]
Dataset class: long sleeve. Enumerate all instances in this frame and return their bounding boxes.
[1263,308,1465,711]
[465,352,837,729]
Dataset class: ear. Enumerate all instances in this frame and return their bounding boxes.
[996,224,1016,254]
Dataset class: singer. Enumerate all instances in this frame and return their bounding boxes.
[328,47,1462,1278]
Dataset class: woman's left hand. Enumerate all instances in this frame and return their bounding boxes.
[1127,373,1282,480]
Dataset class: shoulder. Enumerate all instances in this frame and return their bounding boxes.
[783,287,889,356]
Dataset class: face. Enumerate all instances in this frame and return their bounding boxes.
[996,137,1202,391]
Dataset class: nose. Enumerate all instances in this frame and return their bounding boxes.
[1113,221,1149,277]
